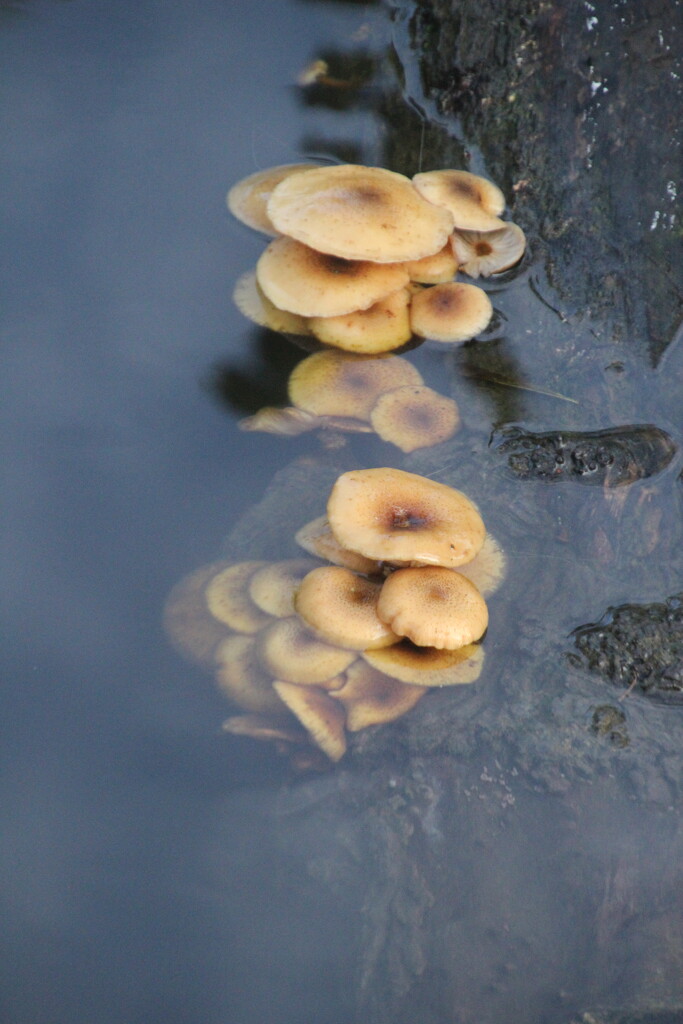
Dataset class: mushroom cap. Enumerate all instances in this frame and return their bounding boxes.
[295,515,383,575]
[412,169,506,231]
[369,385,460,452]
[267,163,454,262]
[288,349,423,420]
[222,713,307,744]
[401,243,458,284]
[327,467,486,568]
[227,162,319,235]
[256,236,410,317]
[233,271,312,335]
[308,287,412,354]
[294,566,399,650]
[257,616,357,685]
[409,282,493,343]
[451,222,526,278]
[456,533,507,597]
[363,640,484,686]
[272,681,347,761]
[163,561,233,668]
[238,406,321,436]
[204,561,273,633]
[331,661,425,731]
[248,558,321,618]
[214,635,284,714]
[377,567,489,649]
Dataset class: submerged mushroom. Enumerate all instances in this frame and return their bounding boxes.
[257,616,357,685]
[369,385,460,452]
[331,661,425,731]
[288,349,423,420]
[204,561,273,633]
[295,515,383,575]
[272,681,347,761]
[214,634,285,714]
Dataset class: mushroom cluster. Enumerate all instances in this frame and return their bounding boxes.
[228,163,525,351]
[164,468,505,762]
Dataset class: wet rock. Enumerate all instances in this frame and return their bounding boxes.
[491,424,676,487]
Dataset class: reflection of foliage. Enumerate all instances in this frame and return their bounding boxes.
[206,331,304,416]
[297,50,380,111]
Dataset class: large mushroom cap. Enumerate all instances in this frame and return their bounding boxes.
[308,287,412,354]
[412,169,506,231]
[327,468,486,568]
[409,282,493,343]
[363,640,484,686]
[256,236,410,317]
[369,385,460,452]
[288,349,423,420]
[451,222,526,278]
[294,566,399,650]
[377,567,489,650]
[267,163,454,263]
[227,162,319,235]
[295,515,383,575]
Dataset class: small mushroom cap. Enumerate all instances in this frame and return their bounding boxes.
[377,567,489,649]
[327,468,486,568]
[363,640,484,686]
[163,561,233,668]
[412,169,506,231]
[222,713,308,745]
[409,282,493,343]
[331,661,425,731]
[308,287,412,354]
[369,385,460,452]
[227,163,319,235]
[256,236,410,318]
[295,515,383,575]
[456,534,507,597]
[451,222,526,278]
[204,561,273,633]
[238,406,321,436]
[295,566,399,650]
[272,681,347,761]
[401,243,458,284]
[233,271,312,335]
[288,349,423,420]
[257,616,357,685]
[214,635,284,714]
[267,163,454,262]
[248,558,321,618]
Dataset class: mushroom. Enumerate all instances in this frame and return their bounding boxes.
[456,534,507,597]
[326,468,486,568]
[256,236,410,317]
[267,163,454,263]
[257,616,357,685]
[222,713,308,745]
[451,223,526,278]
[232,270,312,335]
[214,634,285,714]
[330,661,425,731]
[295,515,383,575]
[227,162,319,235]
[308,287,412,353]
[238,406,323,436]
[412,169,506,231]
[204,561,273,633]
[272,681,347,761]
[363,640,484,686]
[369,385,460,452]
[163,561,234,668]
[294,566,400,650]
[377,567,489,649]
[248,558,321,618]
[401,243,458,284]
[409,282,493,343]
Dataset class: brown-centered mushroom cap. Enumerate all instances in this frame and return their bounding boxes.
[163,561,233,668]
[257,616,357,685]
[295,515,383,575]
[227,163,319,235]
[412,169,506,231]
[456,533,507,597]
[204,561,273,633]
[248,559,321,618]
[326,467,486,568]
[369,385,460,452]
[409,282,493,343]
[267,163,454,263]
[377,566,489,649]
[363,640,484,686]
[451,222,526,278]
[233,271,312,335]
[288,349,423,420]
[401,243,458,284]
[272,681,347,761]
[331,660,425,731]
[256,236,410,318]
[294,566,399,650]
[214,635,284,714]
[308,287,412,354]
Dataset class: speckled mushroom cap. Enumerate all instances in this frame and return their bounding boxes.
[256,236,410,317]
[267,164,455,263]
[272,681,347,761]
[232,271,312,335]
[331,661,425,731]
[409,282,493,343]
[227,162,319,235]
[294,566,399,650]
[363,640,484,686]
[451,222,526,278]
[288,349,423,420]
[326,468,486,568]
[377,567,489,650]
[308,287,412,353]
[257,616,357,685]
[369,385,460,452]
[412,169,505,231]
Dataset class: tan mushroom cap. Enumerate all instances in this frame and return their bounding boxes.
[163,561,233,668]
[222,713,307,745]
[248,559,321,618]
[227,162,319,235]
[456,534,507,597]
[214,635,284,714]
[288,349,423,420]
[331,661,425,731]
[308,287,412,354]
[451,222,526,278]
[401,243,458,284]
[327,468,486,568]
[257,616,357,685]
[377,567,489,650]
[363,640,484,686]
[257,236,410,318]
[204,561,273,633]
[272,681,347,761]
[267,163,454,263]
[295,566,399,650]
[412,169,506,231]
[295,515,383,575]
[369,385,460,452]
[233,271,312,335]
[238,406,321,436]
[410,282,493,343]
